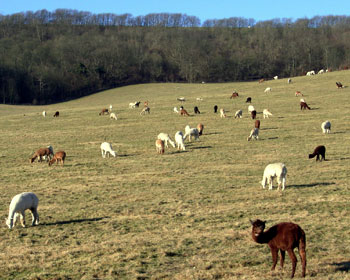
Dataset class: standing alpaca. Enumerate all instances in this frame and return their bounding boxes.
[246,97,252,103]
[140,106,150,115]
[42,111,46,117]
[235,110,243,119]
[263,109,273,119]
[99,108,109,115]
[194,106,201,114]
[184,125,199,142]
[53,111,59,117]
[213,105,218,113]
[295,91,303,97]
[264,87,271,93]
[321,121,331,133]
[261,163,287,191]
[6,192,39,229]
[288,78,292,84]
[155,139,165,154]
[300,102,311,110]
[250,219,306,278]
[220,108,227,118]
[247,128,259,141]
[255,120,260,129]
[180,108,190,116]
[173,107,179,113]
[251,110,257,119]
[309,145,326,161]
[197,123,204,135]
[49,151,66,166]
[175,131,185,151]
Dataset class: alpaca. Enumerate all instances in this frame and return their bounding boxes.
[274,75,278,80]
[53,111,59,117]
[175,131,185,151]
[248,105,255,113]
[300,102,311,110]
[214,105,218,113]
[194,106,201,114]
[263,109,273,119]
[247,128,259,141]
[49,151,66,166]
[180,109,190,116]
[99,108,109,115]
[42,145,54,162]
[109,113,118,120]
[109,104,113,111]
[264,87,271,93]
[295,91,303,97]
[196,97,203,101]
[42,111,46,117]
[144,101,149,107]
[321,121,331,134]
[173,107,179,114]
[197,123,204,136]
[246,97,252,103]
[255,120,260,129]
[220,108,227,118]
[288,78,292,84]
[261,163,287,190]
[336,82,343,89]
[155,139,165,154]
[259,78,265,83]
[251,110,257,119]
[100,142,116,158]
[157,133,176,148]
[177,97,186,102]
[129,101,141,108]
[30,147,54,163]
[6,192,39,229]
[235,110,243,119]
[230,91,239,98]
[309,145,326,161]
[250,219,306,278]
[140,106,150,115]
[184,125,199,142]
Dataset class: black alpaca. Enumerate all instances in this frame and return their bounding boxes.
[246,97,252,103]
[194,106,200,114]
[309,145,326,161]
[251,110,257,119]
[214,105,218,113]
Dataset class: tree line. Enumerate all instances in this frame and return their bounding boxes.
[1,10,350,104]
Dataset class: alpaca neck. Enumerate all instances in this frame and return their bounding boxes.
[252,228,275,244]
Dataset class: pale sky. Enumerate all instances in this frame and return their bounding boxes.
[1,0,350,23]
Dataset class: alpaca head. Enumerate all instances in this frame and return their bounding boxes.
[250,219,266,236]
[110,150,116,157]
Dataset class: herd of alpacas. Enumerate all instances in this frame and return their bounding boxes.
[7,74,338,278]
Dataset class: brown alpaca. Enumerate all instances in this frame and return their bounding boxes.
[255,120,260,129]
[155,139,164,154]
[144,101,149,107]
[308,145,326,161]
[295,91,303,97]
[251,110,257,119]
[336,82,343,89]
[53,111,59,117]
[99,108,109,115]
[49,151,66,166]
[300,102,311,110]
[230,92,239,98]
[180,109,190,116]
[259,78,265,83]
[250,219,306,278]
[30,148,54,163]
[197,123,204,135]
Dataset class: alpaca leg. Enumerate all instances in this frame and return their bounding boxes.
[34,209,39,225]
[30,208,37,226]
[316,154,319,161]
[287,249,298,278]
[270,247,279,271]
[268,177,273,190]
[299,248,307,277]
[280,250,286,268]
[101,149,105,158]
[13,212,19,226]
[282,177,286,191]
[20,212,26,227]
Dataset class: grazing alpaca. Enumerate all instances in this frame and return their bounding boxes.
[109,112,118,120]
[321,121,331,134]
[230,91,239,98]
[197,123,204,135]
[214,105,218,113]
[196,97,203,101]
[246,97,252,103]
[30,147,54,163]
[261,163,287,190]
[184,125,199,142]
[251,110,257,119]
[53,111,59,117]
[177,97,186,102]
[295,91,303,97]
[263,109,273,119]
[6,192,39,229]
[309,145,326,161]
[300,102,311,110]
[175,131,185,151]
[220,108,227,118]
[180,108,190,116]
[235,109,243,119]
[247,128,259,141]
[140,106,150,115]
[250,219,306,278]
[99,108,109,115]
[173,107,179,113]
[194,106,201,114]
[42,111,46,117]
[248,105,255,113]
[264,87,271,93]
[255,120,260,129]
[155,139,165,154]
[157,133,176,148]
[49,151,66,166]
[336,82,344,89]
[100,142,117,158]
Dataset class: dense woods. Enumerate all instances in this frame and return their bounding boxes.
[1,9,350,104]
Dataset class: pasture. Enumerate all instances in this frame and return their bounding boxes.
[0,70,349,279]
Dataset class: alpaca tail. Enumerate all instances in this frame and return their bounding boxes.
[299,229,307,277]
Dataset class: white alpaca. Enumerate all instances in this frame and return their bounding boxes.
[110,112,118,120]
[140,107,150,115]
[42,111,46,117]
[318,69,324,74]
[177,97,186,102]
[157,133,176,148]
[129,101,140,108]
[173,107,179,113]
[247,128,259,141]
[234,109,242,119]
[109,104,113,111]
[274,76,278,80]
[184,125,199,142]
[100,142,116,158]
[288,78,292,84]
[175,131,185,151]
[263,109,273,119]
[321,120,331,134]
[196,97,203,101]
[220,108,227,118]
[6,192,39,229]
[300,98,305,103]
[306,70,315,76]
[248,105,255,113]
[261,163,287,191]
[264,87,271,93]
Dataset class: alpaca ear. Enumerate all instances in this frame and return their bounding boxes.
[249,219,254,225]
[263,220,266,224]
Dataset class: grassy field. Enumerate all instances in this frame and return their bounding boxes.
[0,70,349,280]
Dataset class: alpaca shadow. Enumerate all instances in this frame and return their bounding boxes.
[310,107,319,110]
[260,127,278,130]
[289,182,335,188]
[205,132,223,135]
[167,150,189,155]
[41,217,106,226]
[118,154,135,157]
[332,261,350,272]
[332,131,345,134]
[191,145,212,150]
[267,137,278,140]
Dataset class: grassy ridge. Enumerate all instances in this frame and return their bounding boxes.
[0,71,350,279]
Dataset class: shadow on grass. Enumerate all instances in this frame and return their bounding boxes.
[118,154,135,157]
[332,131,346,134]
[167,150,189,155]
[332,261,350,272]
[260,127,278,130]
[289,182,335,188]
[191,145,212,150]
[41,217,106,226]
[205,132,223,135]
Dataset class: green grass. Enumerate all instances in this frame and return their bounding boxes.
[0,71,350,279]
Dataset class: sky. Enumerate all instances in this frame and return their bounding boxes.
[1,0,350,23]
